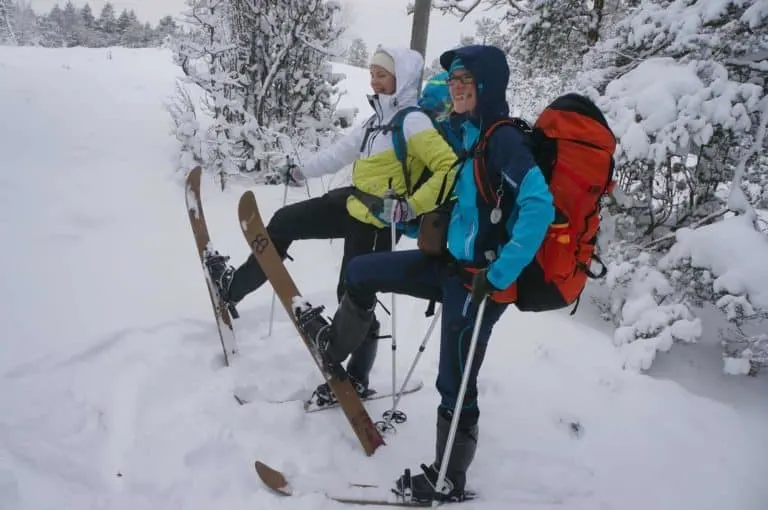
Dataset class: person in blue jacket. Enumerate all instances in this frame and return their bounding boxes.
[315,45,554,502]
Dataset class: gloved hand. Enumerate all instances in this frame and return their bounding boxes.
[278,164,304,185]
[381,196,417,223]
[470,268,497,307]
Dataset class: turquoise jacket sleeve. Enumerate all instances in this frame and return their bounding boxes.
[487,166,554,290]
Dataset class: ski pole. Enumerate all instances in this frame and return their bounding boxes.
[432,297,487,508]
[380,304,442,431]
[388,198,398,422]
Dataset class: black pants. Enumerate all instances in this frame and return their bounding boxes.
[228,186,397,302]
[227,187,399,383]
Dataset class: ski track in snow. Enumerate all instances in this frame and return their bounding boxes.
[0,47,767,510]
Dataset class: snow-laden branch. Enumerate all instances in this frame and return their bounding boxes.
[727,95,767,217]
[426,0,527,21]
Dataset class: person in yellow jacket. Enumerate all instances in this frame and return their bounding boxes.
[205,46,458,402]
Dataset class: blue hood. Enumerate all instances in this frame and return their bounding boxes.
[419,71,451,116]
[439,45,510,123]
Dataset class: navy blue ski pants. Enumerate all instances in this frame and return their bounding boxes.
[344,250,508,428]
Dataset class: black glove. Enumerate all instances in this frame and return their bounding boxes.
[470,268,497,307]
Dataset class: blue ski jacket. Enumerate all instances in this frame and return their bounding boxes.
[439,45,555,290]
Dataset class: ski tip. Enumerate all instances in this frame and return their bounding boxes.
[255,461,292,496]
[186,165,201,185]
[238,190,256,209]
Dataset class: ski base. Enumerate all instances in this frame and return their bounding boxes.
[255,461,475,507]
[234,378,423,410]
[238,190,384,455]
[185,166,238,365]
[303,378,424,413]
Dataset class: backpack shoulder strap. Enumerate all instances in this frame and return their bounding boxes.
[384,106,422,195]
[473,118,528,206]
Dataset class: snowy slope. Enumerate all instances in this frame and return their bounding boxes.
[0,47,766,510]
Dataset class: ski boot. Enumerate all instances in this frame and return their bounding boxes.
[203,248,239,319]
[292,301,347,380]
[307,374,372,410]
[393,410,478,503]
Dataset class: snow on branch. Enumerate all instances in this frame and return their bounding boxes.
[426,0,526,20]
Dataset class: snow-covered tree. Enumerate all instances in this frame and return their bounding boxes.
[1,0,17,44]
[156,15,178,45]
[3,1,181,48]
[81,3,94,28]
[4,1,39,45]
[581,0,767,239]
[170,0,346,187]
[97,2,117,45]
[61,1,84,46]
[346,37,368,67]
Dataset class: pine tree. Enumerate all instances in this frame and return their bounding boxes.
[40,4,65,47]
[61,1,83,46]
[81,4,94,29]
[346,37,368,68]
[97,3,117,45]
[156,15,178,45]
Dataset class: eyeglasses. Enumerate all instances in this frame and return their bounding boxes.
[447,73,474,85]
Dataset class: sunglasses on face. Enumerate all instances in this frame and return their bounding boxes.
[447,73,474,85]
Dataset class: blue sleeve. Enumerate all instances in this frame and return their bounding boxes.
[484,127,554,289]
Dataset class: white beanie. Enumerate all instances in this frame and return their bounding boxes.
[370,50,396,76]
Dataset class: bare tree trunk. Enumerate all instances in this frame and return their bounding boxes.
[588,0,604,45]
[410,0,431,89]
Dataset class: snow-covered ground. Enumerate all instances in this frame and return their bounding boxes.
[1,47,766,510]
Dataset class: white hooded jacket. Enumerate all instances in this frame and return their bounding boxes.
[299,46,458,227]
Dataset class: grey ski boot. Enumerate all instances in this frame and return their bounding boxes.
[394,410,478,502]
[308,294,376,407]
[346,317,381,389]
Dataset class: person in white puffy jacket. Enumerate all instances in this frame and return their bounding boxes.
[205,46,458,403]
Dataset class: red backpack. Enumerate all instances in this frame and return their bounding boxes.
[471,93,617,312]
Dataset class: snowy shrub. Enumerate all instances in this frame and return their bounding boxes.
[579,0,767,238]
[597,242,701,371]
[169,0,346,188]
[167,82,203,172]
[595,210,768,374]
[659,214,768,374]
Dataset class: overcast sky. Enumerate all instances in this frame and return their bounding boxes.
[28,0,487,62]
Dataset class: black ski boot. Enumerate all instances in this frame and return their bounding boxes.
[394,410,478,503]
[308,373,371,409]
[203,248,239,318]
[292,302,346,380]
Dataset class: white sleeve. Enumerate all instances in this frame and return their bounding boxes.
[300,124,365,178]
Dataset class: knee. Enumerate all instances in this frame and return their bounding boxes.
[344,256,366,290]
[267,206,290,232]
[344,256,377,306]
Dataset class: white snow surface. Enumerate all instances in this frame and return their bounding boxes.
[1,47,767,510]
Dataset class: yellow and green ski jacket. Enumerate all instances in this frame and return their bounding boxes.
[301,46,458,228]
